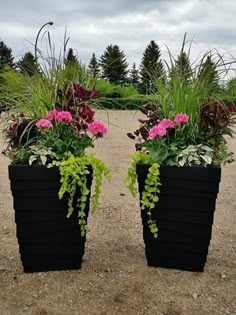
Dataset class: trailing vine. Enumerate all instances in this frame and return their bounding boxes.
[50,153,110,236]
[126,152,160,238]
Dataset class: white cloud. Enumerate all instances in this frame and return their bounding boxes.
[0,0,236,76]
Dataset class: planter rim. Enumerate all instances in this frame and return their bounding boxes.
[8,164,93,181]
[136,162,221,170]
[136,163,221,183]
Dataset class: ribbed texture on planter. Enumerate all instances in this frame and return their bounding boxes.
[136,164,221,272]
[9,165,93,273]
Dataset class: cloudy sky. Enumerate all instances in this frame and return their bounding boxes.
[0,0,236,74]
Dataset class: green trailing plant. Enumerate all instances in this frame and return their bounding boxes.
[140,163,160,238]
[126,151,160,238]
[51,153,110,236]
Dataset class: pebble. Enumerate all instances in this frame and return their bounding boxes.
[192,293,198,299]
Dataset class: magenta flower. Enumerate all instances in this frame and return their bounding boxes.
[56,111,73,123]
[36,119,52,129]
[88,120,108,135]
[47,109,59,120]
[149,124,167,139]
[174,113,189,125]
[159,118,174,129]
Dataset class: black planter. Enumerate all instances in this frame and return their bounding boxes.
[9,165,93,273]
[136,164,221,272]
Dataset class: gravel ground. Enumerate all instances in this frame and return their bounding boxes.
[0,110,235,315]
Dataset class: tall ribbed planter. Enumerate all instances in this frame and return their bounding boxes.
[136,164,221,272]
[9,165,93,273]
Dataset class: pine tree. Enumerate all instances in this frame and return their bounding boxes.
[88,53,100,77]
[226,77,236,96]
[0,39,14,68]
[129,63,139,87]
[139,40,165,93]
[17,52,40,76]
[0,59,5,86]
[65,48,79,65]
[170,50,192,81]
[197,55,220,92]
[100,44,128,84]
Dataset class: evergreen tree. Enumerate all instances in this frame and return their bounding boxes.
[65,48,79,65]
[129,63,139,87]
[139,40,165,93]
[170,50,192,81]
[197,55,220,92]
[100,44,128,84]
[0,60,5,86]
[17,52,40,76]
[0,39,14,68]
[88,53,100,77]
[226,77,236,96]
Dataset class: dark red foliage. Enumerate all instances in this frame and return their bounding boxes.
[72,103,95,132]
[54,83,98,134]
[127,133,135,140]
[80,103,95,123]
[126,103,161,150]
[3,83,100,155]
[73,83,99,102]
[4,115,38,150]
[226,103,235,112]
[200,100,235,137]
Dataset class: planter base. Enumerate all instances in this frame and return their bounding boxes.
[137,164,221,272]
[9,165,92,273]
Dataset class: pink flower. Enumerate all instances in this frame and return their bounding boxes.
[88,120,108,135]
[47,109,59,120]
[149,124,167,139]
[159,119,174,129]
[56,111,73,123]
[174,113,189,125]
[36,119,52,129]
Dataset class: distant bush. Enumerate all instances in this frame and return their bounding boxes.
[91,95,157,110]
[95,79,139,98]
[95,79,114,96]
[113,85,139,98]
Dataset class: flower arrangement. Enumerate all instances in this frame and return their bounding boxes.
[126,41,236,237]
[2,79,110,236]
[126,100,235,237]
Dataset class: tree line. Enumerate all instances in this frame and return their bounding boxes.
[0,37,229,95]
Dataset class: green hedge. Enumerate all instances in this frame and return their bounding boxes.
[91,97,236,111]
[91,96,158,110]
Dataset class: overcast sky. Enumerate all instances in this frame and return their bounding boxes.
[0,0,236,75]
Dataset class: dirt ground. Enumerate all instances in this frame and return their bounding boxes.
[0,110,235,315]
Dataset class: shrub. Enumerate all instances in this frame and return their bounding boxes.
[92,95,157,110]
